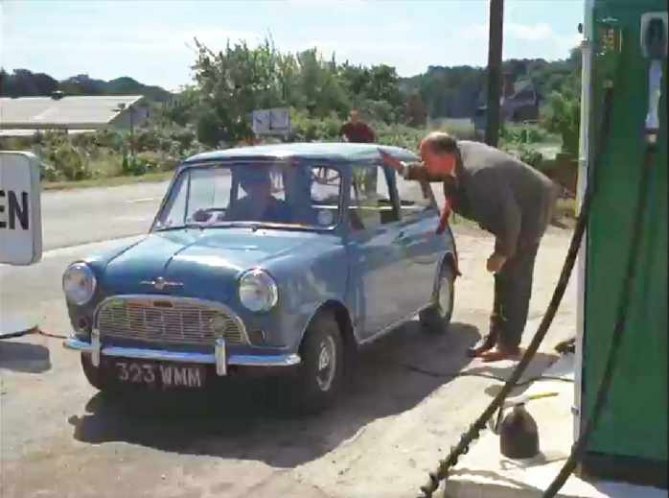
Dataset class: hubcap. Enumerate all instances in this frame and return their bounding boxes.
[316,336,336,392]
[438,274,452,317]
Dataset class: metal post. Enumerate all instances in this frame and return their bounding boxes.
[485,0,504,147]
[129,105,135,160]
[574,0,595,443]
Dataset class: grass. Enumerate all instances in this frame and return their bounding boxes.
[42,171,174,191]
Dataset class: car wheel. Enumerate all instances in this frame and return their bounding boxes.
[291,312,343,414]
[419,262,455,333]
[80,353,115,392]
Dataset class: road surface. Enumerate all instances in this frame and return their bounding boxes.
[41,181,170,250]
[0,181,577,498]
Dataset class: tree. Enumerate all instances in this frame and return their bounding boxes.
[0,69,58,96]
[542,91,580,158]
[405,93,427,126]
[191,37,357,143]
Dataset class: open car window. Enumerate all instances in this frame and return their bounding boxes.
[349,164,399,231]
[395,171,437,218]
[154,160,342,231]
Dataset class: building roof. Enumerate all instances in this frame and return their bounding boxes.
[0,95,144,129]
[0,128,96,138]
[184,142,419,164]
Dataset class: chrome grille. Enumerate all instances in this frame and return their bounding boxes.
[96,297,245,345]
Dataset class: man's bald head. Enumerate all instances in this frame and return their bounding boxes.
[419,132,459,177]
[419,131,458,156]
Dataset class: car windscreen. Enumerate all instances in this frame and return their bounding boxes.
[154,160,342,231]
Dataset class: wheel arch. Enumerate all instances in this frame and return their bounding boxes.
[432,251,458,299]
[298,300,357,353]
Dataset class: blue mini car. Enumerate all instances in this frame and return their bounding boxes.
[63,143,458,412]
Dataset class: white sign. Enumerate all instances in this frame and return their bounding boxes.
[0,152,42,265]
[252,108,291,136]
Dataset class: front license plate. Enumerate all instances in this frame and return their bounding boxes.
[114,361,206,389]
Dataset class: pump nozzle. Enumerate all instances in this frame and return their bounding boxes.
[641,14,668,59]
[640,13,667,141]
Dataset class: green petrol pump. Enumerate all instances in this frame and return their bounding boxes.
[575,0,667,487]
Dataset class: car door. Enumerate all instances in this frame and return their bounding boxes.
[346,163,406,339]
[391,170,443,313]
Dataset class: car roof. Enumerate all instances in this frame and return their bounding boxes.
[182,142,419,165]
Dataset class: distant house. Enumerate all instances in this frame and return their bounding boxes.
[0,93,149,138]
[472,70,541,134]
[501,72,540,122]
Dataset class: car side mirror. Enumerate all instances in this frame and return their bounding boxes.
[192,210,211,223]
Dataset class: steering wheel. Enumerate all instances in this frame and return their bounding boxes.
[190,207,228,223]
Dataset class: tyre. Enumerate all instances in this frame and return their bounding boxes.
[80,353,115,392]
[291,312,344,414]
[419,262,455,333]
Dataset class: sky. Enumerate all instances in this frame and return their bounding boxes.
[0,0,584,91]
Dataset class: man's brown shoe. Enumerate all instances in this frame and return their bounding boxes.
[481,347,522,363]
[466,333,497,358]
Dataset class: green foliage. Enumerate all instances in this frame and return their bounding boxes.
[49,142,92,181]
[122,154,146,176]
[290,109,342,142]
[2,125,199,183]
[4,38,583,185]
[401,53,581,121]
[499,141,545,170]
[542,91,580,158]
[1,69,171,101]
[500,123,548,145]
[517,145,545,169]
[182,37,406,145]
[405,94,428,127]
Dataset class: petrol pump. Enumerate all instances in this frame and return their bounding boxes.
[575,0,667,488]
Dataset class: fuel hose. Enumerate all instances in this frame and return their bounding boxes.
[542,101,660,498]
[417,80,618,498]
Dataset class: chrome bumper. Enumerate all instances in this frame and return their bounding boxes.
[64,334,301,377]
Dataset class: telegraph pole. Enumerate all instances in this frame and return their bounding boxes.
[485,0,504,146]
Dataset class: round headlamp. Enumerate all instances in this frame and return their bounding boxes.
[238,269,278,312]
[63,262,97,306]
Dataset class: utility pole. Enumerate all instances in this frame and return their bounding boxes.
[485,0,504,146]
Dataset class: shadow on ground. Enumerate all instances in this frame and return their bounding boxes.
[0,339,51,374]
[69,321,482,467]
[467,352,560,399]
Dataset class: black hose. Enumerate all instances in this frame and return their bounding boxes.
[418,159,591,498]
[542,137,657,497]
[417,83,617,498]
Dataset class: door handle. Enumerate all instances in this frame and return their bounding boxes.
[394,231,409,243]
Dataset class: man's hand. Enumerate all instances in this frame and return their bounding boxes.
[486,253,507,273]
[378,149,404,172]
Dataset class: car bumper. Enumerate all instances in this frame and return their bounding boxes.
[64,334,301,377]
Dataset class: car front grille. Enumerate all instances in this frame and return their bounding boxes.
[96,296,246,346]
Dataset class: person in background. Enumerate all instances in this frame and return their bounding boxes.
[340,109,376,143]
[379,132,559,362]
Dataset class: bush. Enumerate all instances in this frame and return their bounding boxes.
[135,150,179,172]
[50,143,92,181]
[290,110,342,142]
[541,91,580,158]
[517,145,544,169]
[40,161,60,182]
[500,123,547,145]
[121,154,148,176]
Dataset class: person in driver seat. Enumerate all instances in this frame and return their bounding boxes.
[226,166,291,223]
